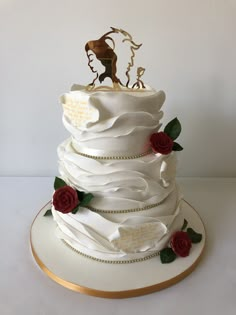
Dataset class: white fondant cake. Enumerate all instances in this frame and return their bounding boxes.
[52,85,184,262]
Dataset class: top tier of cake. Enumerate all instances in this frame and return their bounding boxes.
[61,85,165,158]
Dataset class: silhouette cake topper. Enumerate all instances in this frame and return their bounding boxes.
[85,27,146,91]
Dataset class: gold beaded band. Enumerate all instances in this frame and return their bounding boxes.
[73,147,152,160]
[62,239,159,264]
[85,201,163,214]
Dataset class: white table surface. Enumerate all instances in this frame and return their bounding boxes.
[1,177,236,315]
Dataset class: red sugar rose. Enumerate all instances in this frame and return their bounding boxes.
[170,231,192,257]
[150,132,174,155]
[53,186,79,214]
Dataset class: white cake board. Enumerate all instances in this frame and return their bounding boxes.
[30,200,206,298]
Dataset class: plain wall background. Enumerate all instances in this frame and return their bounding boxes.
[1,0,236,177]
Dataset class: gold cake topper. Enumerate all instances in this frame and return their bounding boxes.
[85,27,145,91]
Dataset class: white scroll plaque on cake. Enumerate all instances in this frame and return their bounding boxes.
[61,93,98,128]
[110,221,168,253]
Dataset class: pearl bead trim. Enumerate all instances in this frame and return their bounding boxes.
[75,149,152,160]
[62,240,159,264]
[85,201,162,214]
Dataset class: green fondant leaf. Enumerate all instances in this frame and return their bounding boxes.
[79,193,94,207]
[187,228,202,243]
[160,247,177,264]
[164,117,182,140]
[54,177,67,190]
[181,219,188,231]
[172,142,183,151]
[71,192,94,214]
[77,190,85,201]
[44,209,52,216]
[71,206,79,214]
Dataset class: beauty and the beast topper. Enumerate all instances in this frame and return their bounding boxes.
[85,27,146,91]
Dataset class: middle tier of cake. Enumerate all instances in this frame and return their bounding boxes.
[58,138,180,211]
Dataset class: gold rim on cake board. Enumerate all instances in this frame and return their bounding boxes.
[30,200,206,298]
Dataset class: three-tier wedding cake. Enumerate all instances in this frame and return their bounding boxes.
[30,27,205,297]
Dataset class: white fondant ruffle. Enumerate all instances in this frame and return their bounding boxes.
[52,200,184,261]
[57,138,177,211]
[61,86,165,155]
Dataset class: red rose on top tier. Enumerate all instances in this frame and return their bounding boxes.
[170,231,192,257]
[150,132,174,155]
[53,186,79,214]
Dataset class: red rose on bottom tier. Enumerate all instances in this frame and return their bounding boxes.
[170,231,192,257]
[150,132,174,155]
[53,186,79,214]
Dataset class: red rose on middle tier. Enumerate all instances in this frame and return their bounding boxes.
[53,186,79,214]
[150,132,174,155]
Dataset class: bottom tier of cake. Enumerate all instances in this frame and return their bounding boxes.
[51,193,184,262]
